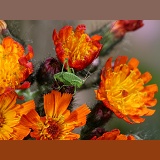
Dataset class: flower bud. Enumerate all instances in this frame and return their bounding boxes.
[36,57,61,85]
[111,20,144,38]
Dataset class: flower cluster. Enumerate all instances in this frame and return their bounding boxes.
[0,20,158,140]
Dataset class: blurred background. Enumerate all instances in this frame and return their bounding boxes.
[5,20,160,140]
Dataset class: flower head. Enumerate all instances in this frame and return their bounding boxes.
[111,20,144,38]
[21,90,91,140]
[53,24,102,70]
[0,91,35,140]
[0,37,34,95]
[91,129,135,140]
[95,56,158,123]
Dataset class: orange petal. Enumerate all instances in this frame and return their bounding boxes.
[140,72,152,83]
[25,45,34,60]
[143,109,155,116]
[48,90,72,118]
[127,135,136,140]
[63,133,80,140]
[62,110,71,120]
[11,124,31,140]
[114,56,128,68]
[75,24,86,34]
[116,134,128,140]
[52,29,58,45]
[44,91,55,118]
[19,81,30,89]
[20,100,36,115]
[104,57,112,70]
[145,99,157,107]
[0,91,17,111]
[129,115,145,123]
[91,35,102,41]
[56,92,73,117]
[65,104,90,127]
[20,109,42,128]
[127,58,139,69]
[60,26,73,42]
[143,84,158,93]
[103,129,120,140]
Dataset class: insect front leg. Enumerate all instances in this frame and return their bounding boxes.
[63,58,75,73]
[62,58,71,72]
[53,74,63,90]
[70,68,75,74]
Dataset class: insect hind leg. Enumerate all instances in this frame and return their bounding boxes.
[56,83,76,94]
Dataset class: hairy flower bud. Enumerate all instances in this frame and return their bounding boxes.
[111,20,144,38]
[36,57,61,85]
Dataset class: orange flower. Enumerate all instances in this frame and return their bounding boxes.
[95,56,158,123]
[52,24,102,70]
[111,20,144,38]
[21,90,91,140]
[0,91,35,140]
[0,37,34,95]
[91,129,135,140]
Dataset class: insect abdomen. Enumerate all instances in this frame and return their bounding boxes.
[54,72,83,88]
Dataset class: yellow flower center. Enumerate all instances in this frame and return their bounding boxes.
[62,32,91,62]
[106,67,146,115]
[41,119,61,140]
[47,121,60,139]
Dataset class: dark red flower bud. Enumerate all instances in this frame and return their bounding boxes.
[90,127,106,138]
[111,20,144,38]
[36,57,61,85]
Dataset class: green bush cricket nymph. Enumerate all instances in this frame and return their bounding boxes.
[54,58,90,93]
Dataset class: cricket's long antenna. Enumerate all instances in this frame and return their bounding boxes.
[83,67,92,82]
[83,56,100,79]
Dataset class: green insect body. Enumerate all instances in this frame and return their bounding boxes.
[54,72,84,88]
[53,58,89,93]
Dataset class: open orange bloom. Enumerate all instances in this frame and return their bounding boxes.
[0,91,35,140]
[21,90,91,140]
[91,129,135,140]
[0,37,34,95]
[95,56,158,123]
[53,24,102,70]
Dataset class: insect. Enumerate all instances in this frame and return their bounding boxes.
[54,58,90,93]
